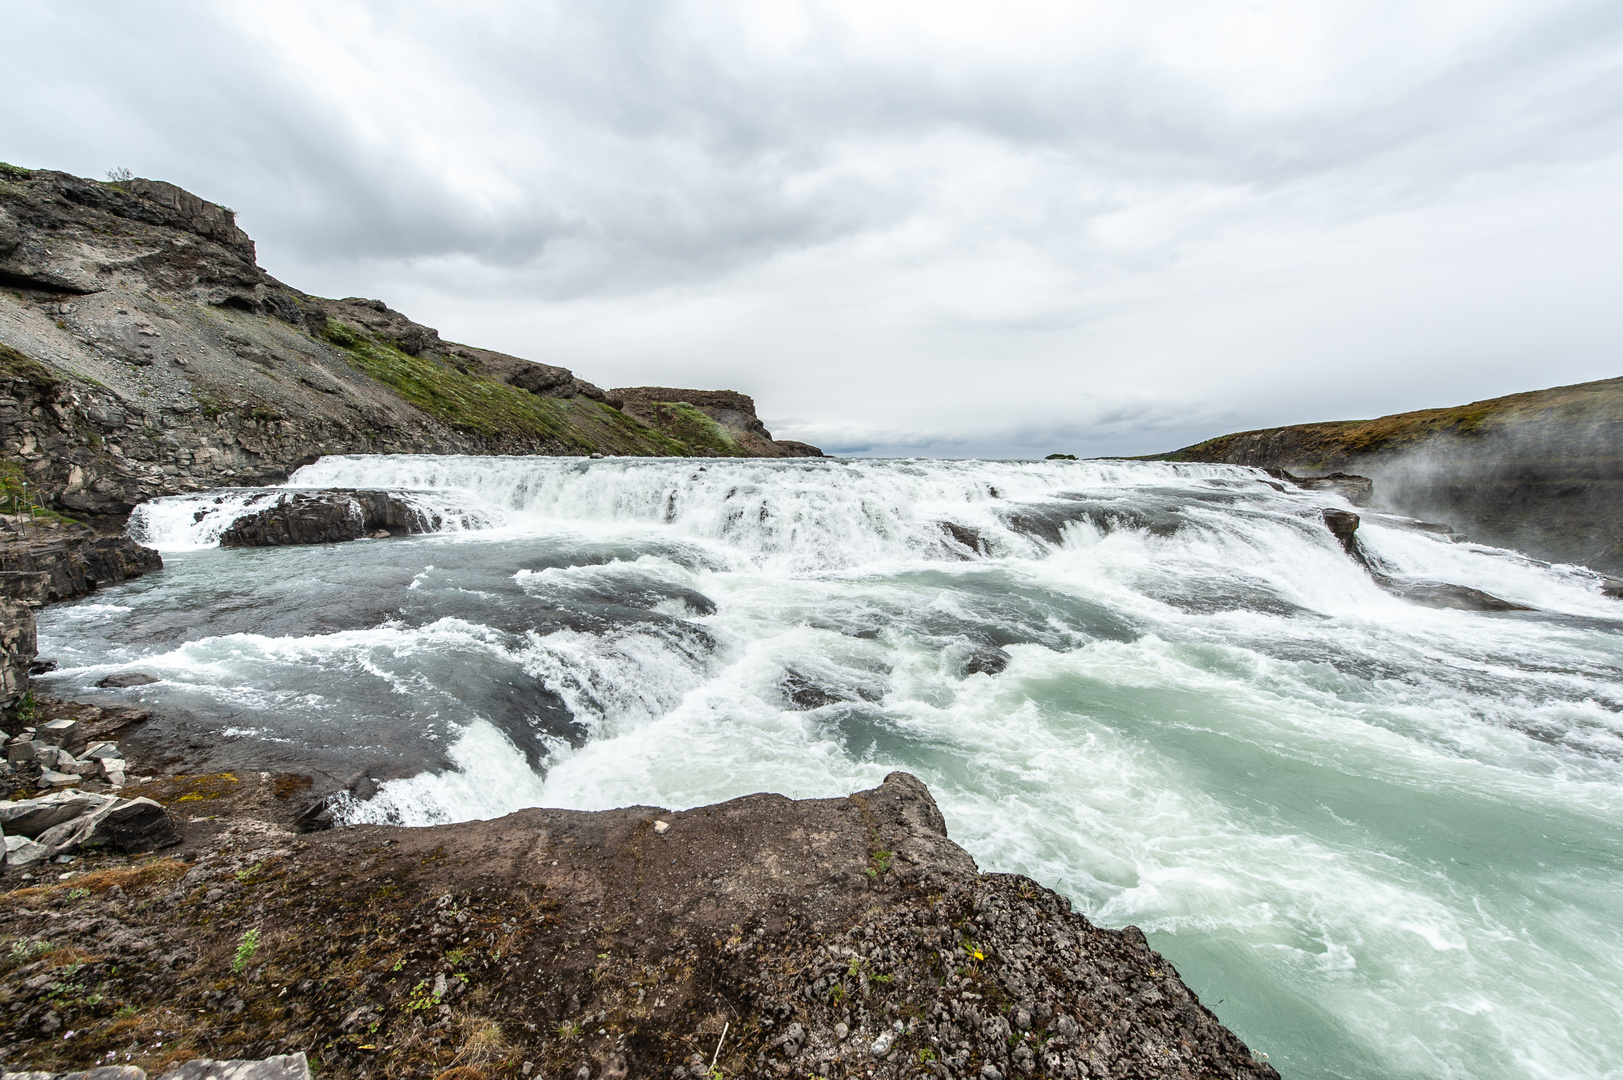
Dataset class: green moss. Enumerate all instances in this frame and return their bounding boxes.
[0,342,60,395]
[320,319,700,455]
[0,162,34,183]
[650,402,745,456]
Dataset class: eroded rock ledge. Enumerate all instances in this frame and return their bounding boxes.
[0,771,1278,1080]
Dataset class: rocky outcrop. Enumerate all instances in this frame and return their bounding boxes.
[611,386,826,457]
[1168,376,1623,573]
[0,771,1276,1080]
[216,491,436,547]
[0,521,161,602]
[0,523,160,715]
[0,164,822,525]
[0,598,34,712]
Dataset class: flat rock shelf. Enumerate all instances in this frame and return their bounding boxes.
[0,772,1276,1080]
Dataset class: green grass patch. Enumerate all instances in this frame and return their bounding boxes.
[320,320,704,455]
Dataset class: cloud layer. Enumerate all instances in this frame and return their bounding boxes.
[6,0,1622,455]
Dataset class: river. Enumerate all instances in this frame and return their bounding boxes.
[34,455,1623,1080]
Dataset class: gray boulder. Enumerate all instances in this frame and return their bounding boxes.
[35,796,178,857]
[0,791,113,837]
[157,1053,313,1080]
[3,832,49,869]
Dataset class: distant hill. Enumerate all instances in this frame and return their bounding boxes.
[0,164,818,527]
[1162,377,1623,573]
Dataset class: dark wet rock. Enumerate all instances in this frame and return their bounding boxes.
[1321,508,1364,561]
[216,491,437,547]
[781,670,885,710]
[1269,469,1374,506]
[97,673,160,689]
[27,658,56,675]
[961,644,1011,676]
[0,525,162,603]
[940,521,988,557]
[1375,577,1533,612]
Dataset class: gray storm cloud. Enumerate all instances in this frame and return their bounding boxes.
[4,0,1622,455]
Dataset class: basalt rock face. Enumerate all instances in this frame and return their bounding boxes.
[0,770,1276,1080]
[0,164,821,524]
[610,386,826,457]
[0,521,161,714]
[1169,377,1623,573]
[0,521,162,602]
[216,491,436,547]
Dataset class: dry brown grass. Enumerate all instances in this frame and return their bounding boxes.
[0,857,187,908]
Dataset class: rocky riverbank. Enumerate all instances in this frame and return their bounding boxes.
[0,164,821,528]
[1,768,1279,1080]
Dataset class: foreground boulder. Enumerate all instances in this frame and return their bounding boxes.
[216,491,438,547]
[0,790,177,861]
[0,771,1276,1080]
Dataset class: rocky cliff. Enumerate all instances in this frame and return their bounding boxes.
[1164,376,1623,573]
[0,164,820,527]
[610,386,824,458]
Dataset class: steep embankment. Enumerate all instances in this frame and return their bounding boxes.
[1164,377,1623,572]
[0,164,819,525]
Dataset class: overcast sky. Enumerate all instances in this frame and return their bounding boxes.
[6,1,1622,455]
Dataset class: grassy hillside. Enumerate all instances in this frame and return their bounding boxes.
[319,320,701,456]
[1164,377,1623,469]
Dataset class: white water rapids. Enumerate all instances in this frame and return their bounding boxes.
[36,455,1623,1080]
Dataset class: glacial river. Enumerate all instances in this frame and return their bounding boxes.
[34,456,1623,1080]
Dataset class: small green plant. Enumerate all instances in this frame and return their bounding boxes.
[555,1019,580,1039]
[406,979,443,1011]
[234,863,262,883]
[66,887,90,901]
[9,938,53,962]
[917,1047,937,1063]
[231,928,261,972]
